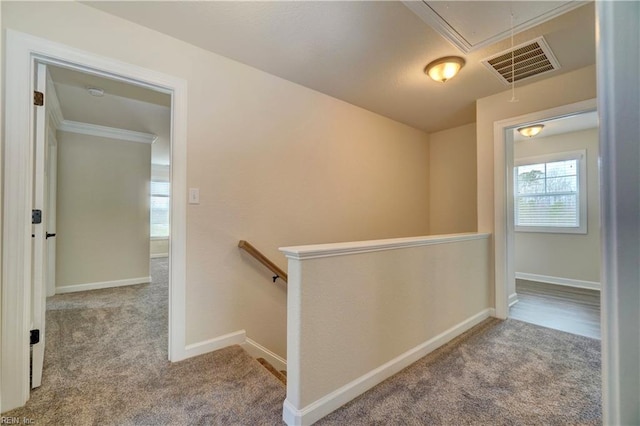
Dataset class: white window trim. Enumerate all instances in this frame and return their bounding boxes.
[514,149,587,234]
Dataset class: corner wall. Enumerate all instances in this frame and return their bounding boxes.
[428,122,477,234]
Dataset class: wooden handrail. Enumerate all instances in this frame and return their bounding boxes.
[238,240,288,283]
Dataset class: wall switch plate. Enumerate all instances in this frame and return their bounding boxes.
[188,188,200,204]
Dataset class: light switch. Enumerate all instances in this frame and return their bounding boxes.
[188,188,200,204]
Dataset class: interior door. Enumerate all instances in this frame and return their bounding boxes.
[31,62,50,388]
[46,122,58,297]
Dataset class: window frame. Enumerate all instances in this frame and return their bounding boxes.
[150,180,170,239]
[514,149,587,234]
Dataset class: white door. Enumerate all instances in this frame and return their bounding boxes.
[31,62,51,388]
[46,125,58,298]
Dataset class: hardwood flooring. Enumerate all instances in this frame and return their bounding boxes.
[509,279,601,339]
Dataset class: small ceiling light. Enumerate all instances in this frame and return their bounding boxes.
[87,87,104,97]
[517,124,545,138]
[424,56,465,83]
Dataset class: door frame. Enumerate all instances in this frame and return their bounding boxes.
[492,98,597,320]
[1,29,188,411]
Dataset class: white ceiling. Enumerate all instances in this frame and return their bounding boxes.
[49,65,172,165]
[85,1,596,133]
[407,1,587,53]
[513,110,598,142]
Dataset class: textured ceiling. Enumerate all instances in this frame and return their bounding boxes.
[85,1,596,133]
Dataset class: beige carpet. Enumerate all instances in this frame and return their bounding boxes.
[4,258,286,425]
[320,318,601,425]
[4,258,601,424]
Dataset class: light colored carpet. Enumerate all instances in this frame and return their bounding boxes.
[319,318,601,425]
[4,258,601,425]
[4,258,286,425]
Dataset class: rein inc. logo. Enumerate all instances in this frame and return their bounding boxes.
[1,418,34,424]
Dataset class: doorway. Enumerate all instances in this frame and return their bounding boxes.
[491,98,597,321]
[506,111,601,339]
[2,30,188,412]
[31,62,173,388]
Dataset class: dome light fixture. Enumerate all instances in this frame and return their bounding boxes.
[517,124,545,138]
[424,56,465,83]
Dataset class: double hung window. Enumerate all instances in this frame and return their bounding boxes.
[514,150,586,234]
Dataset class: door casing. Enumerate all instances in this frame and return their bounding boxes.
[1,29,188,412]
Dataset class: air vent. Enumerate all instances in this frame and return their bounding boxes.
[482,36,560,85]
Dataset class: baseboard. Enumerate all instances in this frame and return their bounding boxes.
[56,276,152,294]
[241,338,287,372]
[508,292,519,307]
[151,253,169,259]
[183,330,246,359]
[283,308,494,426]
[515,272,600,291]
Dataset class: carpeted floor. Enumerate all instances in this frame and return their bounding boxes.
[4,258,286,425]
[4,258,601,425]
[319,318,601,425]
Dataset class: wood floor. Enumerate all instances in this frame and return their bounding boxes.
[509,279,601,339]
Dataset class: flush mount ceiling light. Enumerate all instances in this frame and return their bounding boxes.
[424,56,465,82]
[87,87,104,97]
[517,124,545,138]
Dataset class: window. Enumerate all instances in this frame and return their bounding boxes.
[514,150,586,234]
[151,181,170,238]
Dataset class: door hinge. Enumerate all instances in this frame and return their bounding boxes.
[34,91,44,106]
[32,209,42,224]
[30,329,40,345]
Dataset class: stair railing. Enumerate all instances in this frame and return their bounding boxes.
[238,240,288,283]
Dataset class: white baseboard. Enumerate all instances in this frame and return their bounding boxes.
[508,292,519,307]
[151,253,169,259]
[241,338,287,372]
[283,308,495,426]
[179,331,287,372]
[183,330,246,359]
[515,272,600,291]
[56,276,152,294]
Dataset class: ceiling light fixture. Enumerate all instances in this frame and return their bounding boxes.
[424,56,465,83]
[517,124,545,138]
[87,87,104,97]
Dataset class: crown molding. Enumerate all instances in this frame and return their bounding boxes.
[58,120,158,144]
[44,74,156,144]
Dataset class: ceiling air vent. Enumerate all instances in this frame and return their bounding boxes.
[482,36,560,86]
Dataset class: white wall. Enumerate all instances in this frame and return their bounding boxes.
[476,65,597,300]
[56,131,151,290]
[2,1,430,358]
[429,122,477,234]
[514,128,600,286]
[281,233,492,425]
